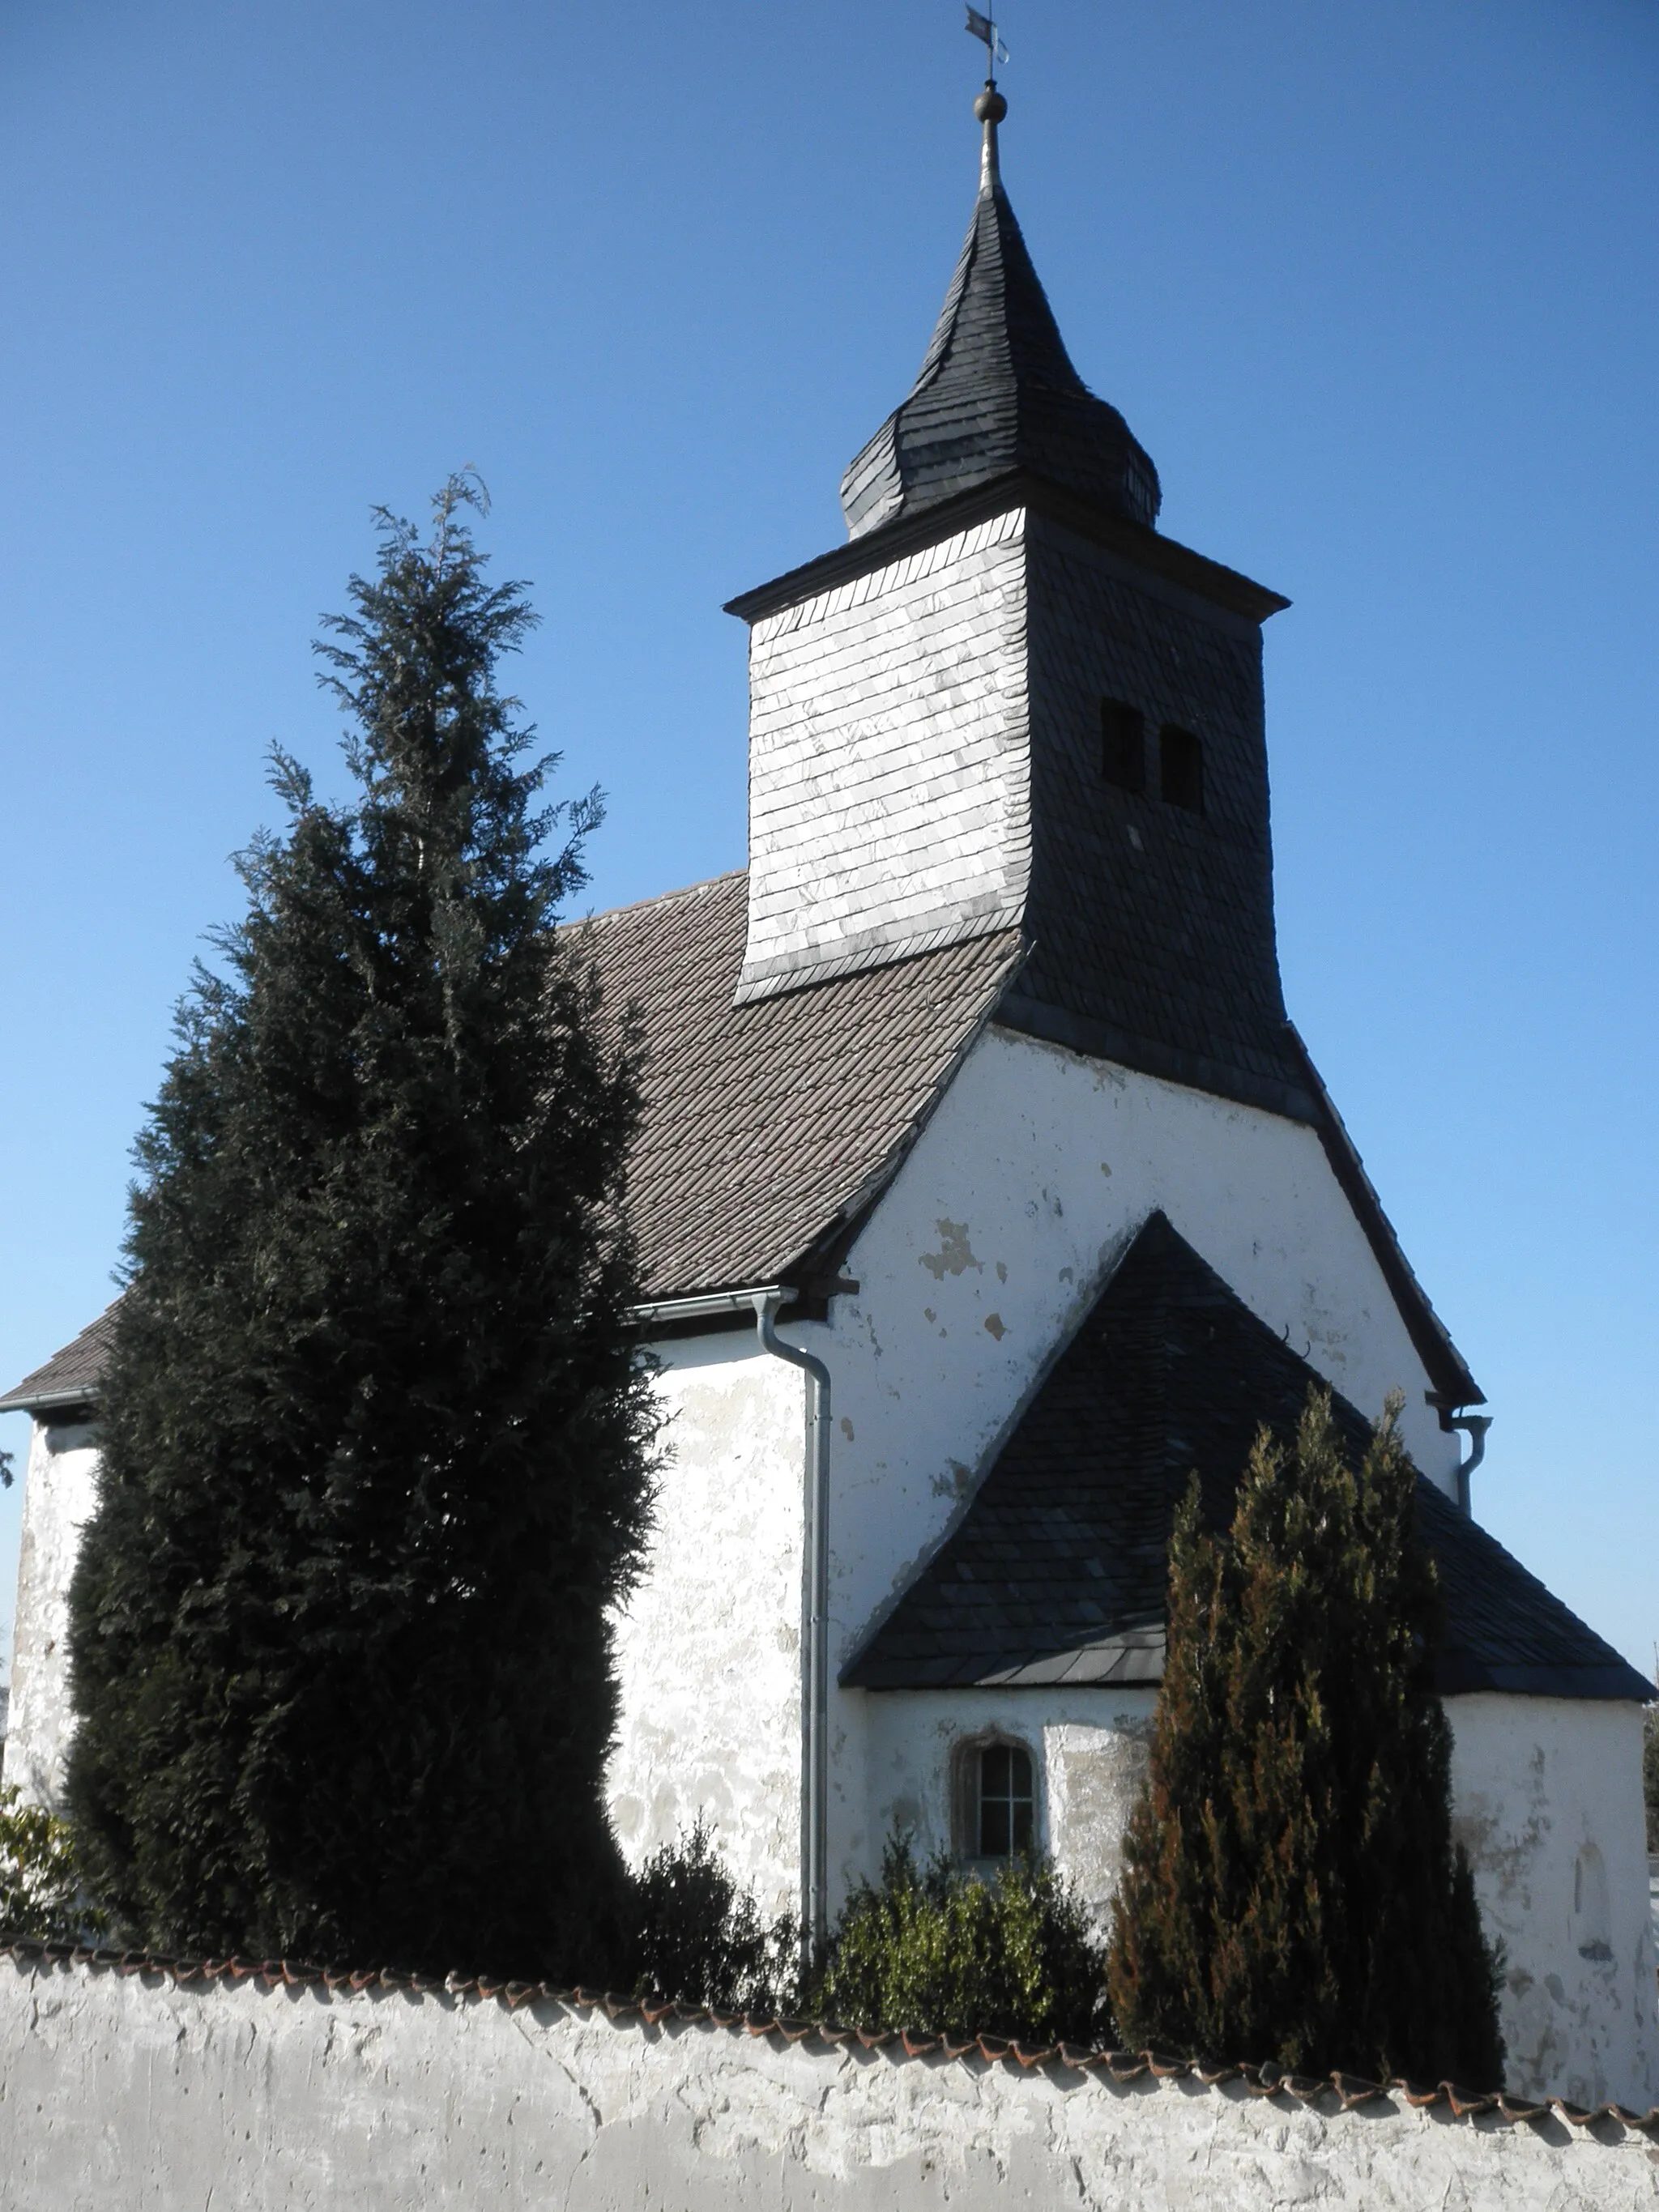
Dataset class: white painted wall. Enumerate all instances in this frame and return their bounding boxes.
[851,1681,1659,2108]
[739,511,1030,997]
[6,1036,1645,2108]
[815,1020,1461,1747]
[607,1331,804,1921]
[604,1014,1479,1917]
[2,1416,97,1811]
[859,1688,1157,1923]
[6,1958,1658,2210]
[1450,1694,1659,2110]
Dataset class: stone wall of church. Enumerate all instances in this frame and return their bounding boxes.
[1,1413,98,1811]
[857,1686,1157,1926]
[603,1013,1479,1939]
[819,1019,1462,1745]
[1448,1694,1659,2112]
[738,510,1031,998]
[606,1329,805,1924]
[6,1954,1658,2210]
[847,1682,1659,2110]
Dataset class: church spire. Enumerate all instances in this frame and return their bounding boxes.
[840,83,1161,541]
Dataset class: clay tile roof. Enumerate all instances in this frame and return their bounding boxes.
[842,1212,1650,1704]
[0,875,1025,1404]
[583,871,1025,1300]
[0,1302,122,1415]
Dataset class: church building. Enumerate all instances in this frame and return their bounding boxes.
[3,83,1653,2110]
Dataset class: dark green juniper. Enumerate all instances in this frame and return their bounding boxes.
[1107,1387,1504,2086]
[67,477,656,1975]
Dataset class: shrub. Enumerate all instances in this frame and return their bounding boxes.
[632,1819,797,2013]
[0,1784,104,1943]
[1107,1387,1505,2086]
[812,1836,1109,2046]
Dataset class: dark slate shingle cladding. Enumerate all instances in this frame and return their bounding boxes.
[843,1212,1649,1703]
[840,150,1160,540]
[773,123,1310,1119]
[1007,514,1307,1114]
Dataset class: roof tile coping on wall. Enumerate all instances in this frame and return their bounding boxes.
[4,1935,1656,2136]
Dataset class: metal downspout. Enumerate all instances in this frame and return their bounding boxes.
[1448,1414,1492,1517]
[1429,1393,1493,1517]
[753,1294,831,1976]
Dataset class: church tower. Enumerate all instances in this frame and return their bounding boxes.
[729,83,1309,1122]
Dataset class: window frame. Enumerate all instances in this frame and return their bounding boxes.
[951,1730,1042,1865]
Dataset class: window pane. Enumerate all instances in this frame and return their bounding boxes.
[1012,1798,1034,1853]
[981,1797,1010,1856]
[1009,1746,1032,1796]
[983,1744,1009,1796]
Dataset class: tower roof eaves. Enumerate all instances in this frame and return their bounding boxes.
[724,468,1289,629]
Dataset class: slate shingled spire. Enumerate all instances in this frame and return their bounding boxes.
[840,83,1161,540]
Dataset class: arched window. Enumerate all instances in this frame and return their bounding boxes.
[976,1741,1034,1858]
[1159,724,1204,812]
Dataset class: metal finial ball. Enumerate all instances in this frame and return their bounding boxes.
[975,86,1007,126]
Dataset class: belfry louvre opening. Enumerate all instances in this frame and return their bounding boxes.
[1159,724,1204,812]
[1101,699,1145,793]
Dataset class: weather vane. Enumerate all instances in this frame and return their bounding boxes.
[965,6,1010,79]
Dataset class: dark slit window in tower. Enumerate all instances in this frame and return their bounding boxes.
[979,1742,1034,1857]
[1101,699,1145,791]
[1160,724,1204,812]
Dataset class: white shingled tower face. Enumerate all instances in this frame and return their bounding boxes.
[737,512,1032,1001]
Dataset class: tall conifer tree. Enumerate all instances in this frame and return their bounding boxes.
[67,479,656,1974]
[1107,1389,1504,2086]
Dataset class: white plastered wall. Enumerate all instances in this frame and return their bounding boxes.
[740,513,1030,995]
[1448,1694,1658,2108]
[862,1688,1157,1925]
[821,1018,1461,1734]
[605,1331,804,1923]
[620,1016,1469,1925]
[2,1416,98,1811]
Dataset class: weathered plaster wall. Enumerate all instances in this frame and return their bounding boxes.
[860,1688,1156,1923]
[5,1958,1658,2212]
[817,1020,1460,1734]
[606,1332,804,1920]
[1450,1694,1659,2111]
[740,511,1030,995]
[1,1415,97,1809]
[856,1683,1659,2108]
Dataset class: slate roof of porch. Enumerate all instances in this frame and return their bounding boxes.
[842,1213,1650,1704]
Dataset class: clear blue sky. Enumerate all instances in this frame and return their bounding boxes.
[1,1,1654,1676]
